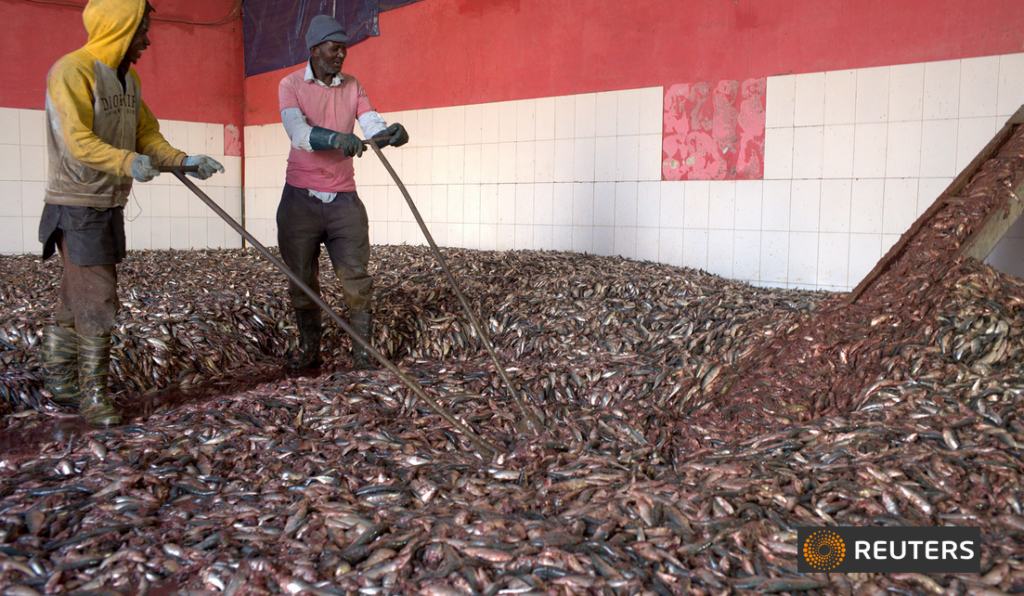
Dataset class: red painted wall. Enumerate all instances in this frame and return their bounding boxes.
[6,0,1023,133]
[0,0,243,129]
[244,0,1024,126]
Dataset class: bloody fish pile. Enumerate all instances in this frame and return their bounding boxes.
[0,126,1023,595]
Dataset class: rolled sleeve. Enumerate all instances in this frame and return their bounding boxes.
[282,108,314,152]
[357,111,387,139]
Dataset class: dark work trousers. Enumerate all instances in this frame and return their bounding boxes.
[276,183,372,313]
[39,204,124,338]
[55,233,120,337]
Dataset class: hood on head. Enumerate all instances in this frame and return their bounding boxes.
[82,0,147,69]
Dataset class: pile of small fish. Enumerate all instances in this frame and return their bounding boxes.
[721,123,1024,423]
[0,246,804,432]
[0,124,1023,594]
[0,239,1022,595]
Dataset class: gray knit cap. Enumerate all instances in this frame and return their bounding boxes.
[305,15,349,50]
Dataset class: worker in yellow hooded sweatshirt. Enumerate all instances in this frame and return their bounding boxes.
[38,0,224,427]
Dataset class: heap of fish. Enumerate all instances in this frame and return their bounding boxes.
[0,246,804,429]
[0,239,1022,594]
[1,124,1023,594]
[720,123,1024,424]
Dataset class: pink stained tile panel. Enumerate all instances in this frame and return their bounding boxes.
[225,124,243,157]
[663,78,767,181]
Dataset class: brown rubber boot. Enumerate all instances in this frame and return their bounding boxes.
[350,311,377,370]
[77,335,122,427]
[41,326,82,407]
[286,309,323,371]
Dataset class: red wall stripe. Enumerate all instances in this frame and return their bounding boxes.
[4,0,1021,136]
[244,0,1024,126]
[0,0,244,129]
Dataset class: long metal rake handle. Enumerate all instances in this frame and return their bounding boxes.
[163,167,498,459]
[365,140,544,435]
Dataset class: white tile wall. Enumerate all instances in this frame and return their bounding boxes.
[882,178,918,235]
[790,180,821,232]
[683,228,708,272]
[237,52,1023,292]
[0,110,242,255]
[924,60,961,120]
[822,125,855,178]
[660,228,682,267]
[735,181,763,231]
[820,179,851,234]
[920,119,959,177]
[4,52,1021,294]
[886,120,923,177]
[960,56,1000,119]
[793,127,824,179]
[889,63,925,122]
[818,232,850,288]
[794,72,826,127]
[762,52,1024,289]
[760,231,789,284]
[766,75,796,129]
[856,66,891,123]
[824,70,857,125]
[998,54,1024,118]
[956,117,998,172]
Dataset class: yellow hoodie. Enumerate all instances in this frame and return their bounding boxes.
[44,0,185,208]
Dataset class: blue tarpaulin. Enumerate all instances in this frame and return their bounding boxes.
[379,0,423,10]
[243,0,380,77]
[243,0,425,78]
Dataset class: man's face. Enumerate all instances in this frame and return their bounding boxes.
[125,15,152,65]
[312,41,346,75]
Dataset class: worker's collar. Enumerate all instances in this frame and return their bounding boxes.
[304,61,344,88]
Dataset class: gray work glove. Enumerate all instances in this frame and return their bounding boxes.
[184,155,225,180]
[129,154,159,182]
[373,123,409,147]
[309,126,363,157]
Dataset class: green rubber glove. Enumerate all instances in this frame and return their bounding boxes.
[310,126,363,157]
[373,123,409,147]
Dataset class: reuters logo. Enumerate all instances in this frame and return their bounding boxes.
[803,530,846,571]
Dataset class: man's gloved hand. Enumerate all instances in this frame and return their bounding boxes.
[333,133,364,158]
[129,154,160,182]
[373,123,409,147]
[184,155,225,180]
[309,126,362,157]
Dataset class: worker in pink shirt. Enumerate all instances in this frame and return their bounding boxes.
[277,15,408,370]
